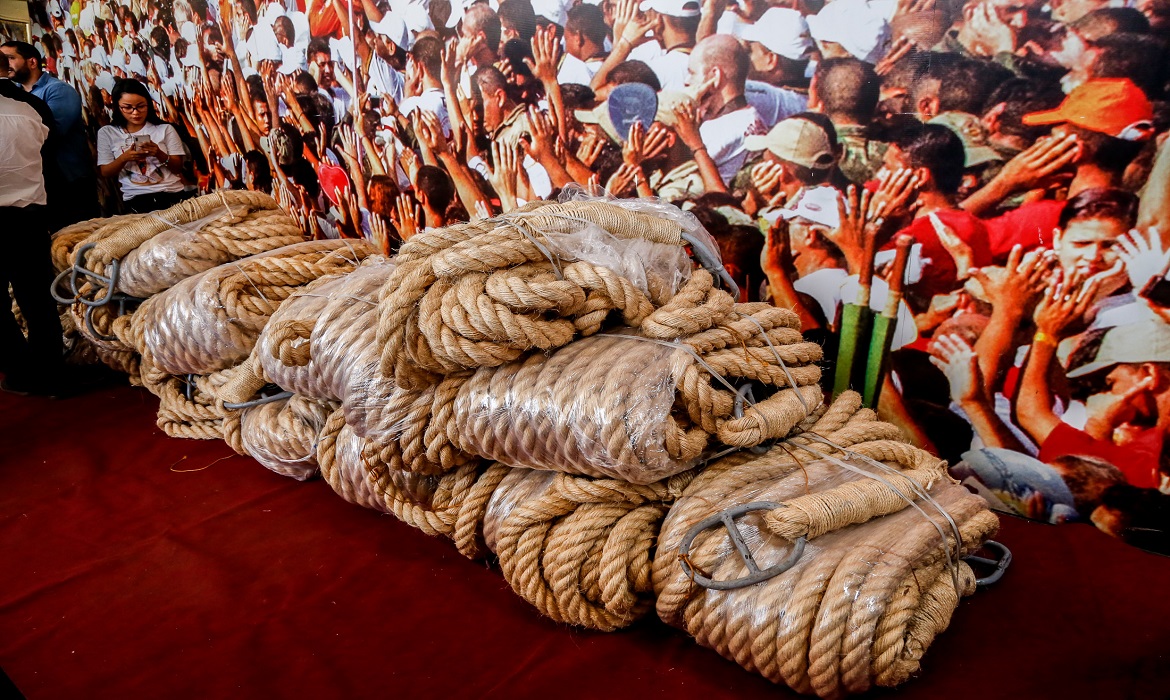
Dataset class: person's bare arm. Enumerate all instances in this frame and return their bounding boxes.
[969,245,1054,394]
[761,217,822,331]
[522,107,574,189]
[1016,274,1100,444]
[590,0,655,91]
[697,0,725,42]
[931,333,1027,451]
[526,25,567,141]
[672,101,726,193]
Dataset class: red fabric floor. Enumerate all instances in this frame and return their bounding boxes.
[2,383,1169,699]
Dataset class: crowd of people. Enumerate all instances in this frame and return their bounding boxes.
[4,0,1170,550]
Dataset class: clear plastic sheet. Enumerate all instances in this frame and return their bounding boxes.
[239,395,336,481]
[118,205,303,297]
[481,468,554,554]
[654,451,997,696]
[448,332,699,484]
[257,256,393,401]
[136,240,372,376]
[318,416,392,513]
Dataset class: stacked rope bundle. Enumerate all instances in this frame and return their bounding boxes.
[114,239,376,376]
[373,198,702,390]
[449,302,823,484]
[69,191,304,298]
[314,407,508,558]
[226,395,338,480]
[653,392,999,697]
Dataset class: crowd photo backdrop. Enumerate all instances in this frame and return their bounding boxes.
[10,0,1170,553]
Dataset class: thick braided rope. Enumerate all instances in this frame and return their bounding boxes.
[50,213,147,273]
[221,258,392,405]
[447,302,824,484]
[237,394,338,480]
[77,191,304,298]
[122,240,375,376]
[375,200,689,388]
[491,469,698,631]
[652,392,999,697]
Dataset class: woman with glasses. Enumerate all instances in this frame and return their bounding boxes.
[96,78,190,213]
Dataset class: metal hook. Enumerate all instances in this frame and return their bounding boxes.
[965,540,1012,587]
[69,242,129,308]
[733,384,772,455]
[679,229,740,300]
[678,501,806,590]
[223,387,294,411]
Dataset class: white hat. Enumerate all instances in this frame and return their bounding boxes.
[95,70,116,93]
[532,0,569,25]
[369,14,410,50]
[639,0,701,17]
[329,35,355,71]
[739,8,813,62]
[389,0,435,35]
[780,186,842,229]
[806,0,890,64]
[180,20,198,44]
[252,24,283,62]
[1066,319,1170,378]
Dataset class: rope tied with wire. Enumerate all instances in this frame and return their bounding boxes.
[115,239,376,375]
[447,302,824,484]
[374,199,697,390]
[74,191,304,298]
[653,392,999,697]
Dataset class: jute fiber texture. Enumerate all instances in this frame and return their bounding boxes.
[653,392,999,698]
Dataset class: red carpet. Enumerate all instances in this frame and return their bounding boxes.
[2,383,1169,698]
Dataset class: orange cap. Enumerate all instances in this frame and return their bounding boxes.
[1022,79,1154,141]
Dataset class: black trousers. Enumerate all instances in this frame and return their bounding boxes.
[0,204,64,381]
[124,189,195,214]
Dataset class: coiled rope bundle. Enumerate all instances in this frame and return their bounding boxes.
[449,301,823,484]
[374,198,703,390]
[223,394,338,480]
[653,392,999,697]
[115,239,376,376]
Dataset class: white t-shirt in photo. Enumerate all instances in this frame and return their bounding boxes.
[96,122,187,199]
[699,105,766,184]
[399,88,451,137]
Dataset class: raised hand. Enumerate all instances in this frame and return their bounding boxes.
[671,100,705,151]
[400,146,421,186]
[369,212,393,254]
[1117,226,1169,292]
[525,24,560,83]
[994,133,1079,195]
[751,161,785,200]
[929,333,983,405]
[576,131,606,167]
[473,199,492,221]
[488,140,521,212]
[965,1,1016,55]
[827,185,878,274]
[336,123,358,161]
[391,194,422,239]
[875,35,913,75]
[1033,270,1102,340]
[623,121,647,166]
[869,167,920,225]
[605,162,642,196]
[969,244,1055,316]
[522,106,557,161]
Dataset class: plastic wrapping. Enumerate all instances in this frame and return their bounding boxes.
[653,444,998,697]
[115,203,304,298]
[133,239,374,375]
[239,395,337,481]
[316,409,392,512]
[257,256,392,401]
[481,468,554,555]
[451,332,690,483]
